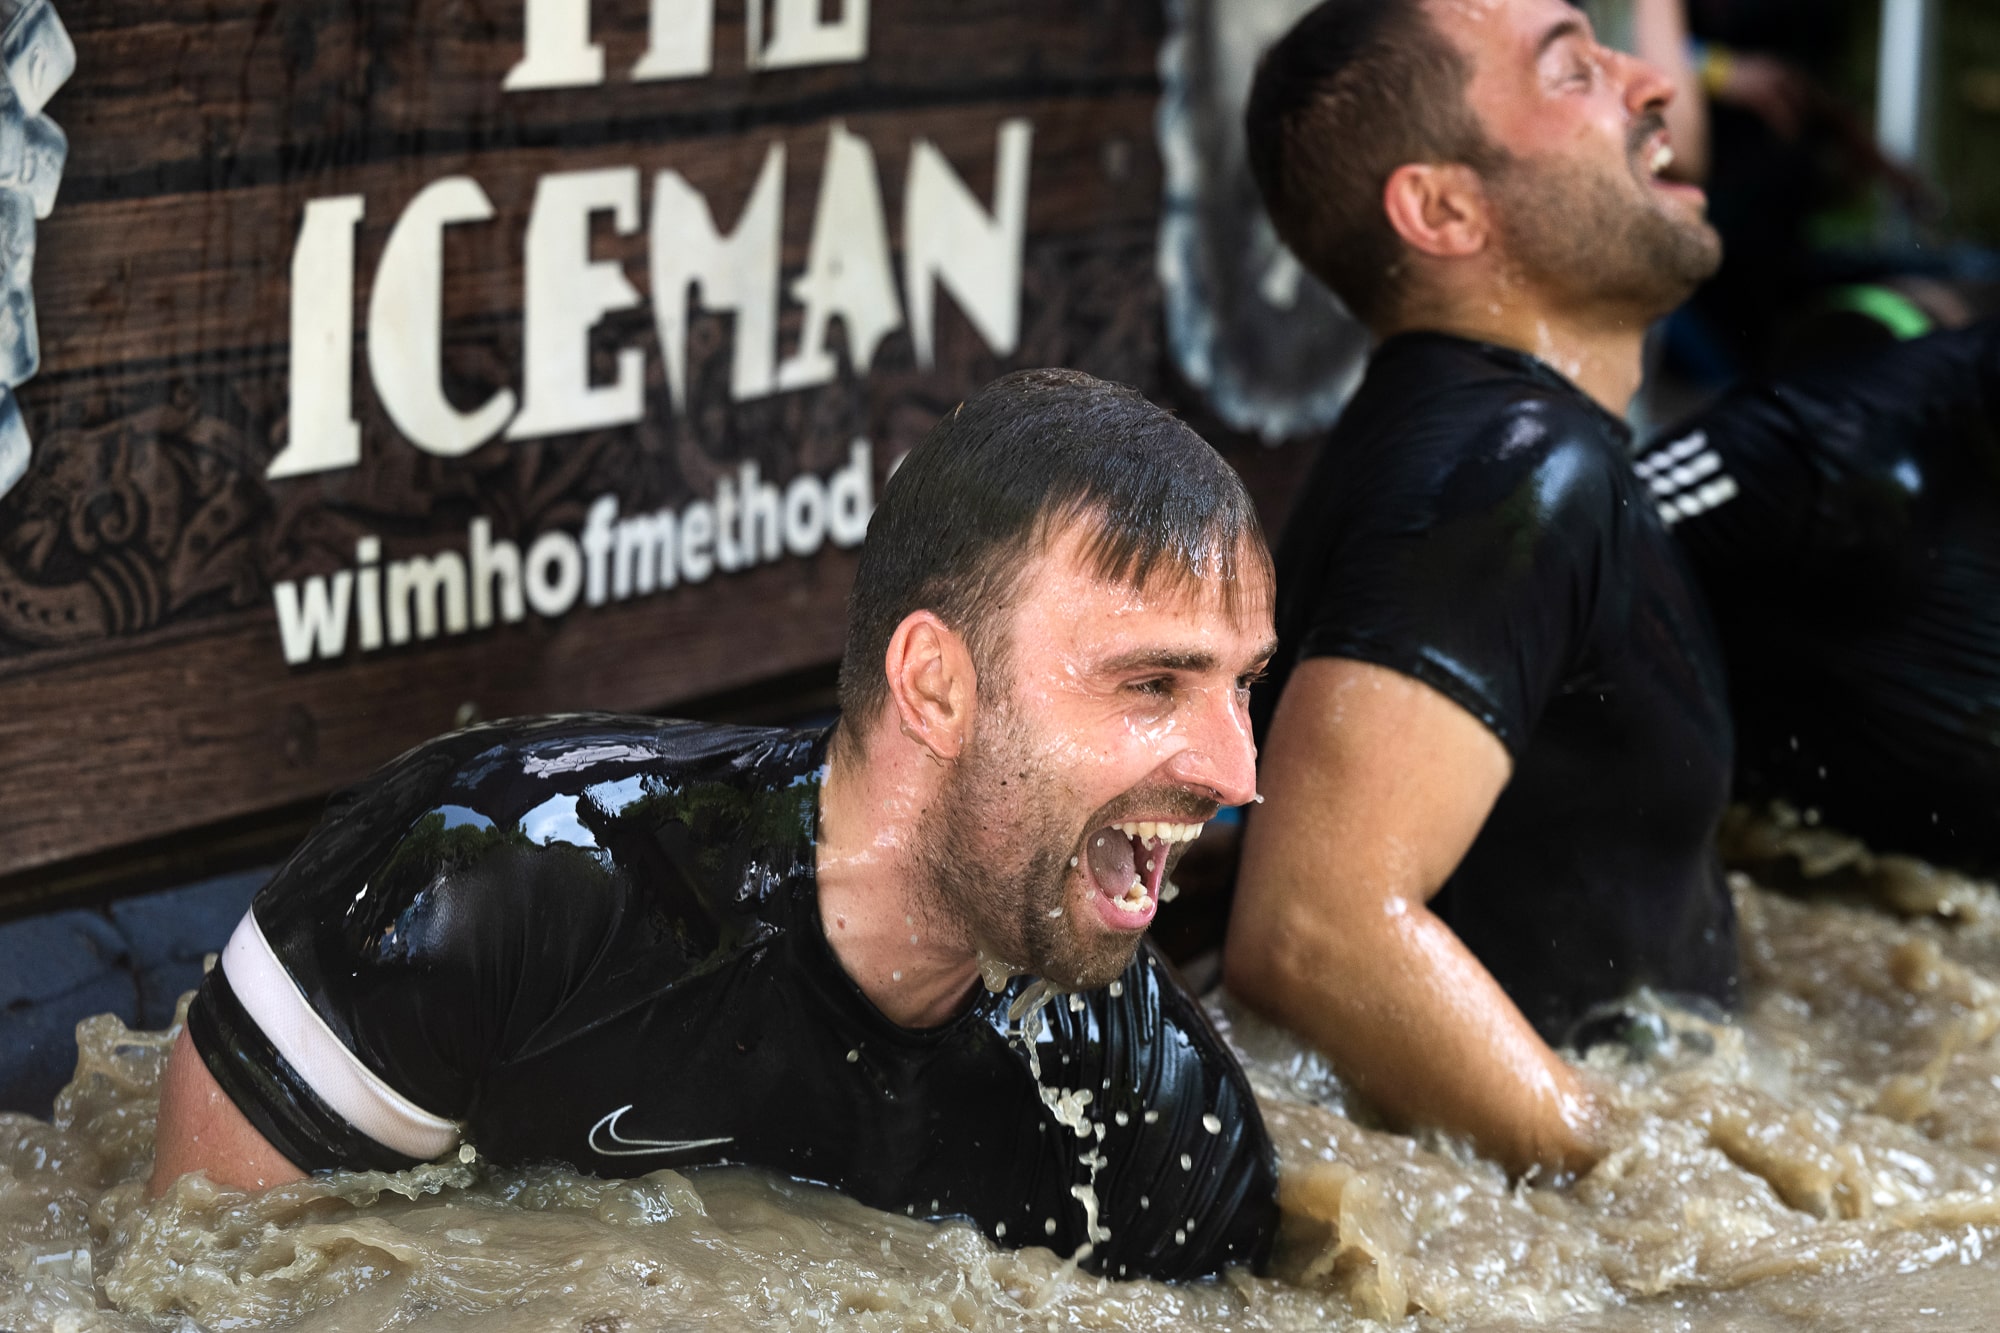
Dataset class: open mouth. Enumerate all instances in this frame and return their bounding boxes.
[1081,819,1204,927]
[1638,134,1704,201]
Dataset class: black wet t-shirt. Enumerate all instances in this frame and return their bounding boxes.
[1255,332,1740,1041]
[186,715,1278,1281]
[1641,321,2000,871]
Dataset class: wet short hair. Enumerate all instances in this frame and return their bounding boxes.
[838,369,1267,733]
[1244,0,1495,329]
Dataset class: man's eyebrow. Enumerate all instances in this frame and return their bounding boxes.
[1534,15,1588,59]
[1097,642,1280,675]
[1100,648,1221,675]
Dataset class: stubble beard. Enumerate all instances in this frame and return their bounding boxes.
[912,695,1142,993]
[1485,131,1723,321]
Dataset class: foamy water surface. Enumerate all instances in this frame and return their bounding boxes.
[8,813,2000,1331]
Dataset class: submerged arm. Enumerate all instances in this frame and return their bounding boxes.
[150,1027,306,1196]
[1225,657,1601,1175]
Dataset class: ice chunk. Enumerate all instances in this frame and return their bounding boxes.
[0,0,74,117]
[0,183,40,385]
[0,386,29,496]
[0,81,63,220]
[20,113,64,216]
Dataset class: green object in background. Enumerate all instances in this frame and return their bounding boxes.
[1825,283,1936,339]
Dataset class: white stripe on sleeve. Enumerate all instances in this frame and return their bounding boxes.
[220,910,462,1162]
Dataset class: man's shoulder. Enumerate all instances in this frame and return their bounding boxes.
[258,714,826,952]
[1335,336,1629,493]
[384,713,824,795]
[1319,391,1627,554]
[324,714,824,834]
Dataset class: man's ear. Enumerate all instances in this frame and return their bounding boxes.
[1382,161,1491,260]
[883,611,976,762]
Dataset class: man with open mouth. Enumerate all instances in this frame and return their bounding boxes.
[148,368,1284,1282]
[1226,0,1736,1176]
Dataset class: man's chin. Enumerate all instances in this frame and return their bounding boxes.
[1627,214,1723,313]
[1031,929,1143,993]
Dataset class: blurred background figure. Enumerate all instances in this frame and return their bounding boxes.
[1603,0,2000,396]
[1591,0,2000,880]
[1637,320,2000,879]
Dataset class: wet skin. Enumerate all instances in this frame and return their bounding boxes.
[1232,0,1725,1175]
[1452,0,1710,227]
[1380,0,1720,413]
[154,519,1276,1197]
[816,521,1277,1024]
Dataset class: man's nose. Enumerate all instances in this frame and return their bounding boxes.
[1164,686,1259,810]
[1617,48,1678,120]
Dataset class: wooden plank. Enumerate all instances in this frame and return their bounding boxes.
[54,0,1162,197]
[31,95,1161,376]
[0,546,859,873]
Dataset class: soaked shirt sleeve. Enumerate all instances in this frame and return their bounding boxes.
[185,742,629,1173]
[1293,395,1617,755]
[180,716,799,1176]
[1646,319,2000,587]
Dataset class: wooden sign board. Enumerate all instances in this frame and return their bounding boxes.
[0,0,1173,881]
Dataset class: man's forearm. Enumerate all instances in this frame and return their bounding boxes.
[1230,658,1602,1176]
[1232,900,1600,1176]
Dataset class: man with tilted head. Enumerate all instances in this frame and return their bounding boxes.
[152,369,1282,1281]
[1227,0,1734,1174]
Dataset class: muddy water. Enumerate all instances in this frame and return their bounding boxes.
[10,824,2000,1330]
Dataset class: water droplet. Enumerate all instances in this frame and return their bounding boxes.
[1068,993,1086,1012]
[891,970,903,981]
[1044,1217,1057,1235]
[909,933,920,945]
[1174,1227,1186,1244]
[1140,1194,1150,1209]
[1069,857,1079,867]
[1108,980,1124,998]
[846,1049,860,1063]
[1202,1112,1222,1134]
[1179,1153,1192,1170]
[1144,1109,1160,1124]
[1115,1110,1129,1126]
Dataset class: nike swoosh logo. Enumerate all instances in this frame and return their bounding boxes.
[588,1104,733,1158]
